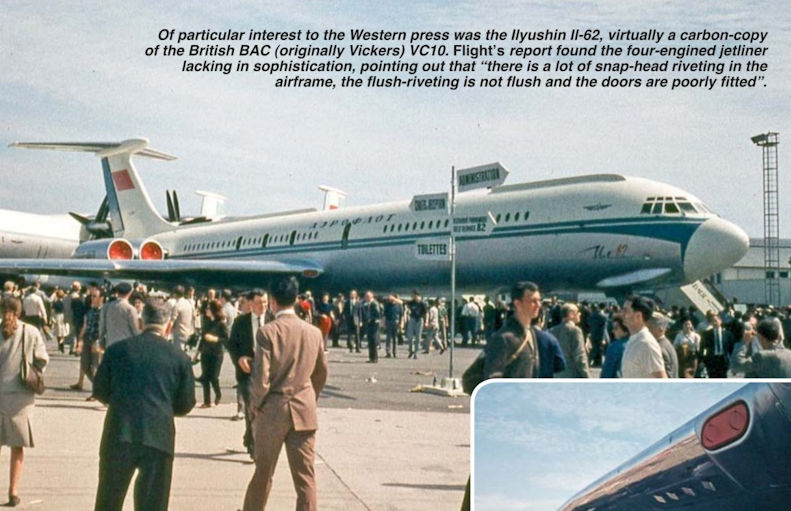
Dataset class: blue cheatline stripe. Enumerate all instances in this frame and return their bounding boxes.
[173,216,704,261]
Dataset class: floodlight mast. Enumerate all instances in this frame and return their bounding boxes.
[751,132,780,305]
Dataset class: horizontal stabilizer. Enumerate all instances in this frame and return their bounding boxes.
[0,259,322,286]
[12,137,175,238]
[9,139,176,161]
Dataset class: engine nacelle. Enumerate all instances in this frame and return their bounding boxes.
[138,239,165,260]
[72,238,134,260]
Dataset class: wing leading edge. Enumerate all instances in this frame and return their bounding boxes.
[0,259,322,287]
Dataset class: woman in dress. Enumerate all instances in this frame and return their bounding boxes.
[0,297,49,507]
[198,299,228,408]
[51,289,70,353]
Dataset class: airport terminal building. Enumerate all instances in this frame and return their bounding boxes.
[715,237,791,306]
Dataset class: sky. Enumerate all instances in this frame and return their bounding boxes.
[473,381,744,511]
[0,0,788,238]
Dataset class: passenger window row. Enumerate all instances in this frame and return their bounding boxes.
[493,210,530,224]
[181,230,319,253]
[383,218,450,233]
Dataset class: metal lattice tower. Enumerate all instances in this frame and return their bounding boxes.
[751,132,780,305]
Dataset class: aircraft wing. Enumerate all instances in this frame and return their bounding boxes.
[0,258,322,286]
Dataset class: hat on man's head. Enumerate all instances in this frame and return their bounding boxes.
[114,282,133,295]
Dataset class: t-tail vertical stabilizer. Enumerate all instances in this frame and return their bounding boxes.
[9,138,176,239]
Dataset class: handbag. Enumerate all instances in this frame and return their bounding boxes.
[187,332,200,348]
[461,327,533,394]
[19,325,46,395]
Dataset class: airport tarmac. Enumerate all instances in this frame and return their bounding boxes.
[2,341,475,510]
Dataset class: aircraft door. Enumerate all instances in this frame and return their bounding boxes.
[341,223,351,249]
[262,233,269,248]
[236,236,243,251]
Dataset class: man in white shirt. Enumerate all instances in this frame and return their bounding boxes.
[169,285,195,351]
[220,289,238,330]
[22,285,48,330]
[620,295,667,378]
[461,297,482,345]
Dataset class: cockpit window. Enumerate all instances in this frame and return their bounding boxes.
[640,196,704,215]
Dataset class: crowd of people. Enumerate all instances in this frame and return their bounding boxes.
[6,279,791,388]
[2,277,791,509]
[1,277,329,510]
[538,295,791,379]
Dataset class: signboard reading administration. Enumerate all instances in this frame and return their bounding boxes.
[456,162,509,192]
[414,238,451,261]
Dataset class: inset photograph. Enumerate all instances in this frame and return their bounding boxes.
[473,381,791,510]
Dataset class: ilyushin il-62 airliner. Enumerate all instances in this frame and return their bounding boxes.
[2,138,748,294]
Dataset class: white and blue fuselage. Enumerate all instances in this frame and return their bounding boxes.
[153,174,747,293]
[4,139,748,294]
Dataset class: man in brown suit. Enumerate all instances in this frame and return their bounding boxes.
[242,276,328,511]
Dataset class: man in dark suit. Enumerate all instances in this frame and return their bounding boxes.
[587,304,610,366]
[343,289,363,353]
[93,299,195,511]
[243,276,328,511]
[361,291,382,363]
[227,289,272,456]
[747,319,791,377]
[699,310,733,378]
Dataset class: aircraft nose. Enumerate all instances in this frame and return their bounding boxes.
[684,217,749,281]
